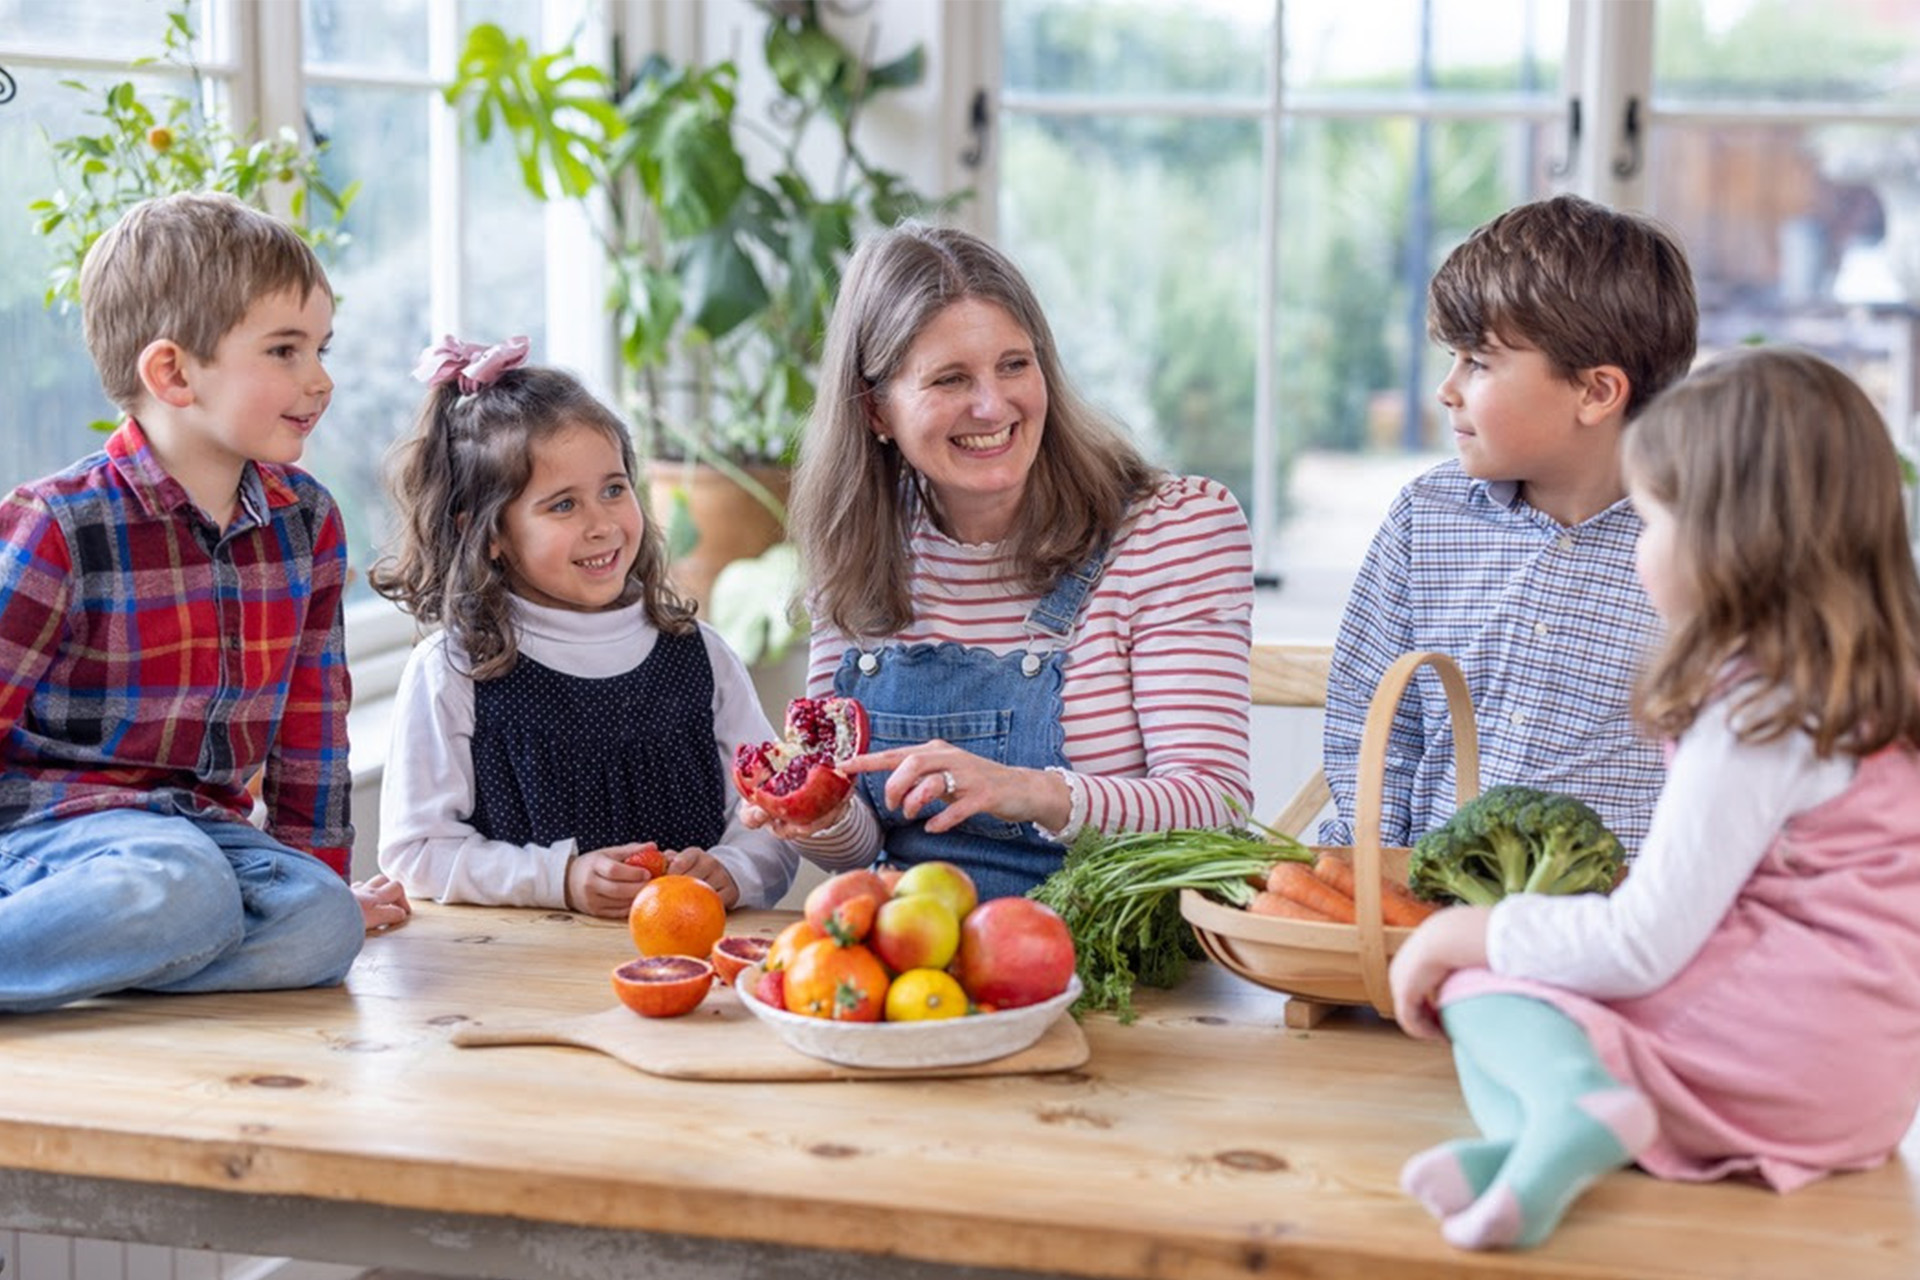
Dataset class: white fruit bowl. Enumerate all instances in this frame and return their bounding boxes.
[735,964,1081,1069]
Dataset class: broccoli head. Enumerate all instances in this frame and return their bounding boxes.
[1407,784,1625,906]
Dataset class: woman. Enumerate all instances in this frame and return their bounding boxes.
[747,223,1255,900]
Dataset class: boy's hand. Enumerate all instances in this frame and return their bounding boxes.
[664,846,740,908]
[353,873,412,933]
[567,844,659,919]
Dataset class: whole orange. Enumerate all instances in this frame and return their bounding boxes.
[628,874,727,958]
[782,938,889,1022]
[765,918,825,972]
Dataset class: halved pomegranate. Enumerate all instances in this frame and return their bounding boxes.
[709,934,773,986]
[732,695,870,824]
[611,955,714,1018]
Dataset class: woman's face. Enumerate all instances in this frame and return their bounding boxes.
[872,297,1048,544]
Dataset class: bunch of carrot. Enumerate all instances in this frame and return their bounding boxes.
[1247,853,1439,927]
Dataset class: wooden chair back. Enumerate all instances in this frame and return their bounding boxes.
[1248,643,1334,838]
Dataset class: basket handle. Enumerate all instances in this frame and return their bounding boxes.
[1352,650,1481,1016]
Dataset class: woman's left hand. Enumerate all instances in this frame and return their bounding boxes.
[843,740,1072,834]
[1387,905,1493,1039]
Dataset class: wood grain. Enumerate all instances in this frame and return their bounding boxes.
[0,902,1914,1280]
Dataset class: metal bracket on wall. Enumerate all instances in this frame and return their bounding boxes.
[1613,96,1643,180]
[1546,96,1582,179]
[960,88,990,169]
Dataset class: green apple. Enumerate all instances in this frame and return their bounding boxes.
[891,860,978,922]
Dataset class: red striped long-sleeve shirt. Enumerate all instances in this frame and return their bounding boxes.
[801,475,1253,862]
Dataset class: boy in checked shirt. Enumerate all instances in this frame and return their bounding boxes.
[0,192,406,1013]
[1321,195,1698,858]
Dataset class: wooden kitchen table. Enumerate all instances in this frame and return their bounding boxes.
[0,902,1914,1280]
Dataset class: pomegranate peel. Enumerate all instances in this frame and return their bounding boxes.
[732,695,870,824]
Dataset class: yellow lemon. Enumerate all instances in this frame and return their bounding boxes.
[884,968,970,1022]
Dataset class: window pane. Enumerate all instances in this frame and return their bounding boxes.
[303,0,429,72]
[461,133,548,351]
[1001,113,1264,505]
[1654,0,1920,106]
[1002,0,1269,97]
[1269,116,1555,637]
[1286,0,1566,97]
[0,65,187,491]
[303,84,432,596]
[0,0,208,60]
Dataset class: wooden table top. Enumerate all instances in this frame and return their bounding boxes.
[1,902,1914,1280]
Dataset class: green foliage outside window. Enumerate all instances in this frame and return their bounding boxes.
[29,3,357,320]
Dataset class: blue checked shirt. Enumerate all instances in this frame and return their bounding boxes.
[1318,460,1663,858]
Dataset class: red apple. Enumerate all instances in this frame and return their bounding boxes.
[952,897,1075,1009]
[891,860,978,922]
[870,892,960,973]
[802,868,891,943]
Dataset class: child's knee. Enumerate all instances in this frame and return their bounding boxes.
[269,861,364,984]
[100,840,245,943]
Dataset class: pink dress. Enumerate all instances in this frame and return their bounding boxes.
[1442,745,1920,1191]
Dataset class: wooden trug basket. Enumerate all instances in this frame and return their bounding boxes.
[1181,650,1481,1028]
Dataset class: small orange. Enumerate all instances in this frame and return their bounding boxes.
[783,938,890,1022]
[611,955,714,1018]
[765,918,824,972]
[628,874,727,958]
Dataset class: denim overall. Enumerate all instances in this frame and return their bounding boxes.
[832,548,1106,901]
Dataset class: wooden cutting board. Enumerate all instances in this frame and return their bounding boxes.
[449,986,1090,1081]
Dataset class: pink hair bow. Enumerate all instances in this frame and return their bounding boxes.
[412,334,532,394]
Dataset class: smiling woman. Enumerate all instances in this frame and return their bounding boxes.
[736,223,1257,902]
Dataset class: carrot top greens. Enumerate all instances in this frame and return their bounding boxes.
[1031,820,1312,1024]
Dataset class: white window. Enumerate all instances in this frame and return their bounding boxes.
[0,0,595,699]
[980,0,1920,641]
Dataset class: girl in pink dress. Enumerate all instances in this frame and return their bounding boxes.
[1388,345,1920,1251]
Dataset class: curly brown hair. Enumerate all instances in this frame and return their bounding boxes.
[369,365,694,680]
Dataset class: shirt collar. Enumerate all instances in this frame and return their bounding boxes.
[107,418,298,529]
[1466,474,1635,531]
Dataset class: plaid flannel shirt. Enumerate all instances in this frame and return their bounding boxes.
[1319,459,1664,858]
[0,420,354,873]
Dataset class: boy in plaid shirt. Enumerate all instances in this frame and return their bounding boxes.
[1321,195,1698,859]
[0,192,407,1013]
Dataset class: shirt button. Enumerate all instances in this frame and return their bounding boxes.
[1534,621,1550,638]
[1556,535,1575,552]
[1511,711,1527,727]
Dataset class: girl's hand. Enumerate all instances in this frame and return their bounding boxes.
[843,740,1072,834]
[567,845,657,919]
[1387,905,1494,1039]
[353,873,412,933]
[664,846,741,908]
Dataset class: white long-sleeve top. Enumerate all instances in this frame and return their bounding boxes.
[378,598,799,909]
[1489,690,1856,999]
[795,475,1255,867]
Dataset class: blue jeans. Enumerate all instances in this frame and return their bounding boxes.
[0,809,363,1013]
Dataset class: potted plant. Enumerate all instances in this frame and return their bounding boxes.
[446,1,958,655]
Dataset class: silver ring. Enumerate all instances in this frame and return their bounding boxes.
[940,769,957,797]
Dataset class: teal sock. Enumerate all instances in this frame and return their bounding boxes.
[1433,994,1657,1251]
[1400,1042,1521,1218]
